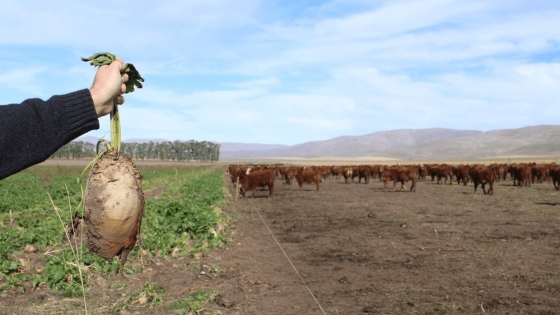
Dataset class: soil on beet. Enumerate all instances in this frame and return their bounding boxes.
[2,173,560,315]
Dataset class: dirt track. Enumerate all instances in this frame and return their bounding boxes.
[203,174,560,314]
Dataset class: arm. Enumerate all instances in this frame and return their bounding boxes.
[0,90,99,179]
[0,56,128,180]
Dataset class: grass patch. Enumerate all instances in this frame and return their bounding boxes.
[0,164,229,304]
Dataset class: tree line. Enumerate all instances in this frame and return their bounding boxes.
[50,140,220,162]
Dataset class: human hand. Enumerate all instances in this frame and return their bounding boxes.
[89,57,129,118]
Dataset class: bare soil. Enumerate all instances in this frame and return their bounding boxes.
[3,173,560,315]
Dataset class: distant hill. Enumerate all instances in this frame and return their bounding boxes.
[76,125,560,160]
[220,125,560,160]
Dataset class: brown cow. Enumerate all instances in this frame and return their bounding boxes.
[342,167,353,183]
[418,164,429,181]
[282,166,297,185]
[452,164,469,186]
[331,166,343,179]
[381,165,417,192]
[488,163,506,182]
[530,163,550,184]
[469,165,495,195]
[295,167,321,191]
[425,164,438,182]
[369,165,381,180]
[358,165,371,184]
[433,164,452,185]
[549,166,560,190]
[508,163,531,186]
[240,169,275,198]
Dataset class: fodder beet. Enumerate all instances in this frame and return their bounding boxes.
[84,150,144,274]
[81,52,145,274]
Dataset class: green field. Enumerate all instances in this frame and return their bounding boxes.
[0,164,229,313]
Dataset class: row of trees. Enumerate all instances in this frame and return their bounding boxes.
[50,140,220,162]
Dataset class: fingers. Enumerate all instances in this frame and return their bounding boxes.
[114,56,126,72]
[115,95,125,105]
[121,73,129,94]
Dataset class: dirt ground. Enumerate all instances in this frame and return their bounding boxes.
[3,171,560,314]
[203,175,560,315]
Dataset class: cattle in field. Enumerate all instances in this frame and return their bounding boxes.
[549,166,560,190]
[228,165,249,186]
[295,167,321,191]
[318,166,331,180]
[331,166,343,179]
[282,167,297,185]
[530,163,550,184]
[468,165,495,195]
[508,163,532,186]
[342,167,353,183]
[381,165,417,192]
[418,164,429,180]
[239,169,275,198]
[369,165,381,180]
[489,163,506,182]
[433,164,452,184]
[358,166,371,184]
[351,166,360,182]
[452,164,469,186]
[425,164,438,182]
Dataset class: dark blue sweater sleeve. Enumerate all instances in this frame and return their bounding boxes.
[0,89,100,179]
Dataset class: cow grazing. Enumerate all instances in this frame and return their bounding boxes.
[240,169,275,198]
[295,167,321,191]
[381,165,417,192]
[469,165,495,195]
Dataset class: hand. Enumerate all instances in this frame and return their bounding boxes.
[89,57,129,118]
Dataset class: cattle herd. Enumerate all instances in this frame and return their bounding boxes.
[227,162,560,197]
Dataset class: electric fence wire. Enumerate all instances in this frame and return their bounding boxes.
[247,197,327,315]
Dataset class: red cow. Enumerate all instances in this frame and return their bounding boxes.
[295,167,321,191]
[549,166,560,190]
[381,165,417,192]
[452,165,469,186]
[508,164,531,186]
[358,166,371,184]
[434,164,452,185]
[530,163,550,184]
[469,165,495,195]
[342,167,353,184]
[240,169,275,198]
[331,166,343,179]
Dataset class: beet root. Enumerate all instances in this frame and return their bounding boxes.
[84,150,144,274]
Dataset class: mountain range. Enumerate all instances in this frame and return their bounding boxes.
[77,125,560,160]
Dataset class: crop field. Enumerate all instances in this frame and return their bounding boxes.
[2,162,560,314]
[0,164,228,314]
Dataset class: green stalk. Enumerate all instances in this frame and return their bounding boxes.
[110,101,121,152]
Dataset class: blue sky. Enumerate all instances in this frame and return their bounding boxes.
[1,0,559,145]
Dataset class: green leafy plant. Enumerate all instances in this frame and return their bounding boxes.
[142,167,228,256]
[170,290,219,315]
[44,248,120,297]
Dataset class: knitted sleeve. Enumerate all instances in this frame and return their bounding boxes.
[0,89,99,179]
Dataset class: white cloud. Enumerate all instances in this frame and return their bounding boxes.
[3,0,560,145]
